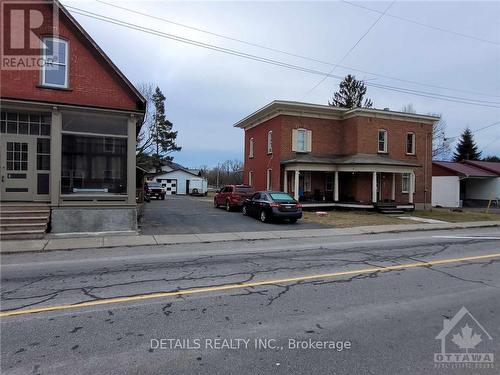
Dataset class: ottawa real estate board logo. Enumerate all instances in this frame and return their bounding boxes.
[434,306,494,368]
[1,0,59,70]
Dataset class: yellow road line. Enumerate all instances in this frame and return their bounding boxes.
[1,252,499,318]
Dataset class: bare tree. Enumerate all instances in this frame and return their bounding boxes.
[401,104,450,160]
[200,160,243,188]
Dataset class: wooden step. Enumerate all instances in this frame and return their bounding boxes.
[1,223,48,232]
[1,216,49,224]
[1,211,49,218]
[380,209,405,214]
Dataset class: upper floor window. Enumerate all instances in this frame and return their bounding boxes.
[378,129,387,153]
[406,132,416,155]
[292,128,312,153]
[41,37,68,88]
[267,131,273,154]
[249,137,254,158]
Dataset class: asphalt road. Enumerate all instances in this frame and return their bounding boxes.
[139,195,327,235]
[1,227,500,374]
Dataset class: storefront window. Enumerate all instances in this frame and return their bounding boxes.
[61,134,127,194]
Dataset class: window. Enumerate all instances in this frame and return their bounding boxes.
[406,132,416,155]
[402,173,410,193]
[6,142,28,171]
[41,37,69,88]
[248,171,253,186]
[325,173,334,191]
[61,135,127,194]
[267,131,273,154]
[266,169,272,190]
[297,129,306,152]
[0,111,51,136]
[292,128,311,153]
[378,129,387,153]
[249,138,254,158]
[37,138,50,171]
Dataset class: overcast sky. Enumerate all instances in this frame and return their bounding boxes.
[64,0,500,168]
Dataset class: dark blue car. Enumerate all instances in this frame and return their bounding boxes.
[242,191,302,223]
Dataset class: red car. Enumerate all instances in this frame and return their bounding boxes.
[214,185,255,211]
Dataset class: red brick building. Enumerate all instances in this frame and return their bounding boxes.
[1,0,145,234]
[235,101,439,210]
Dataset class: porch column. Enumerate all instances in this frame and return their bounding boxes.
[409,172,415,204]
[372,172,377,203]
[283,170,288,193]
[294,170,300,201]
[50,109,62,205]
[391,173,396,201]
[334,171,339,202]
[127,116,137,205]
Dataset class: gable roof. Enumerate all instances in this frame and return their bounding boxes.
[234,100,440,129]
[462,160,500,176]
[433,161,497,177]
[55,1,145,111]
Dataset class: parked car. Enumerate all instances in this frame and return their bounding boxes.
[214,185,255,211]
[147,182,166,200]
[242,191,302,223]
[189,178,208,196]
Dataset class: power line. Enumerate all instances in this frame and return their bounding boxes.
[64,6,500,109]
[303,1,395,99]
[92,0,500,99]
[447,120,500,140]
[341,0,500,46]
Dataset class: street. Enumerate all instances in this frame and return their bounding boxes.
[1,227,499,374]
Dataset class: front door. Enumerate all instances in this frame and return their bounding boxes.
[0,135,36,201]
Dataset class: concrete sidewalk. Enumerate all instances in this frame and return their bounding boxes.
[1,221,499,254]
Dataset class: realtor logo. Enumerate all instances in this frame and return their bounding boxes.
[434,307,494,365]
[1,0,59,70]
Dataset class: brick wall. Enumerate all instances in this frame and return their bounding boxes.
[1,2,141,111]
[243,113,433,205]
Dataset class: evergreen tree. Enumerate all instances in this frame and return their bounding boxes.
[453,127,482,161]
[329,74,373,109]
[150,87,181,170]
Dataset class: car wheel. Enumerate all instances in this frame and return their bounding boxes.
[289,218,298,223]
[226,200,231,212]
[214,199,219,208]
[260,210,268,223]
[242,206,247,216]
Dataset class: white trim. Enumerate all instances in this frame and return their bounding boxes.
[249,137,254,158]
[248,170,253,186]
[233,100,440,129]
[41,37,69,89]
[267,130,273,154]
[378,129,387,153]
[406,132,416,155]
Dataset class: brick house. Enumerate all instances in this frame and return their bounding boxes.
[234,101,439,210]
[1,0,145,235]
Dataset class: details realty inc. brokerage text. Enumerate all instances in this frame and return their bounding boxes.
[151,338,352,351]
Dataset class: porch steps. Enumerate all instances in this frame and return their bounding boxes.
[0,203,50,240]
[376,202,406,215]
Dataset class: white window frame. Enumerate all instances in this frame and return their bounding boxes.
[249,138,254,158]
[267,131,273,154]
[401,173,410,193]
[248,171,253,186]
[296,129,306,152]
[378,129,387,153]
[406,132,416,155]
[266,169,272,191]
[41,37,69,88]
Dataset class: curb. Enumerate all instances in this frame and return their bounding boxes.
[1,221,499,255]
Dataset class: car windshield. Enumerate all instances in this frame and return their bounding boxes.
[235,187,254,193]
[269,192,295,202]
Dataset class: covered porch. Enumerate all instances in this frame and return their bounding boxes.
[282,154,418,210]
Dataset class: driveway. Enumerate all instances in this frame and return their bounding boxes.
[139,195,328,235]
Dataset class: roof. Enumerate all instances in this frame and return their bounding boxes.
[282,153,420,167]
[234,100,440,129]
[433,161,497,177]
[463,160,500,176]
[56,1,146,111]
[147,168,202,178]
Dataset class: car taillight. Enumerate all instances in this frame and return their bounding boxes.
[270,202,281,208]
[295,203,302,209]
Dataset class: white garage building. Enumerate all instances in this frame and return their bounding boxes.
[432,161,500,207]
[146,161,207,195]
